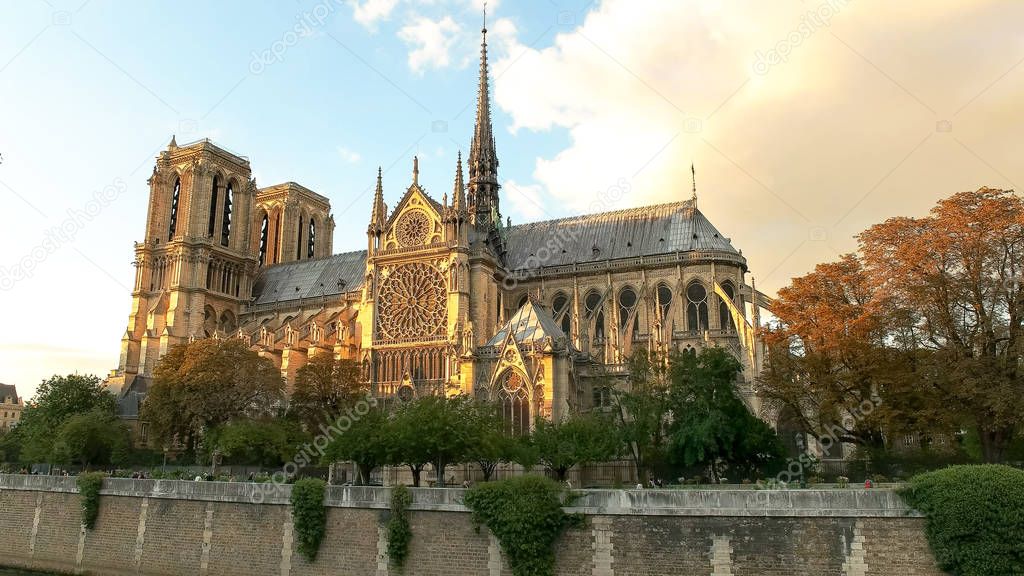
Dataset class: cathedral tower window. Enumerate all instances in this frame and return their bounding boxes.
[167,177,181,239]
[207,176,219,238]
[585,290,606,342]
[221,181,233,247]
[296,215,304,260]
[258,213,269,266]
[307,217,316,259]
[686,281,709,332]
[718,280,736,331]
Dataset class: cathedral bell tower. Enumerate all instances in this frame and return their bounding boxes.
[116,137,257,385]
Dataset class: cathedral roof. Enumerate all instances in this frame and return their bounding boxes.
[251,250,366,306]
[503,199,744,272]
[486,299,568,347]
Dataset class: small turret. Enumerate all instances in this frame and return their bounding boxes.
[368,167,386,254]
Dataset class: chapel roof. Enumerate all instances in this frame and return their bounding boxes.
[485,299,568,347]
[0,383,20,403]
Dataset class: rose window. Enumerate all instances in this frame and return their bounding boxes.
[396,210,431,247]
[377,262,447,340]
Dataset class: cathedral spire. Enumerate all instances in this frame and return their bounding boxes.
[413,155,419,186]
[467,17,500,226]
[453,150,466,212]
[369,167,385,233]
[690,162,697,205]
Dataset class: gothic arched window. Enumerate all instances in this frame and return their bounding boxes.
[618,287,638,330]
[585,290,606,341]
[657,283,673,320]
[307,217,316,259]
[221,181,233,247]
[686,281,709,332]
[552,292,571,335]
[258,213,269,266]
[719,280,736,331]
[208,176,219,238]
[498,370,530,435]
[168,178,181,239]
[296,215,304,261]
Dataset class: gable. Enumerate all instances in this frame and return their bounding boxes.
[381,184,444,251]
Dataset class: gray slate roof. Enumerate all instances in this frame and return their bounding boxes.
[503,200,741,271]
[249,201,741,305]
[0,383,20,403]
[251,250,367,306]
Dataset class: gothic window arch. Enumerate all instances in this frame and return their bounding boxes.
[551,292,571,335]
[719,280,736,331]
[207,176,219,238]
[656,283,673,320]
[219,310,236,333]
[618,286,639,334]
[221,180,233,247]
[168,177,181,239]
[585,289,606,341]
[203,305,217,337]
[258,212,269,266]
[686,281,709,332]
[307,216,316,259]
[296,213,305,261]
[497,369,530,435]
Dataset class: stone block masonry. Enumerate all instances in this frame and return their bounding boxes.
[0,475,944,576]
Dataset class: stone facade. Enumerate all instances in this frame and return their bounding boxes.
[107,26,775,430]
[0,383,23,431]
[0,475,944,576]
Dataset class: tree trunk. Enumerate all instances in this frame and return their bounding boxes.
[409,464,422,487]
[436,458,447,487]
[980,427,1008,463]
[357,463,373,486]
[479,460,496,482]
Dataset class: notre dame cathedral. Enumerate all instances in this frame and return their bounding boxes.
[108,27,773,432]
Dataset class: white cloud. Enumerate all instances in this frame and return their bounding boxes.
[399,15,461,73]
[349,0,399,30]
[503,179,547,221]
[492,0,1024,293]
[337,146,362,163]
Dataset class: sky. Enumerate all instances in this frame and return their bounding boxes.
[0,0,1022,400]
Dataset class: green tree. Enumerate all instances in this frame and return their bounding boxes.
[667,347,784,481]
[611,352,671,483]
[465,401,518,481]
[144,339,285,452]
[204,418,307,468]
[18,374,117,463]
[291,355,365,431]
[388,395,476,486]
[532,411,620,482]
[51,409,131,469]
[321,406,389,485]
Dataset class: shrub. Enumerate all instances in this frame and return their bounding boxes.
[899,465,1024,576]
[387,484,413,569]
[290,478,327,562]
[77,472,105,529]
[464,476,582,576]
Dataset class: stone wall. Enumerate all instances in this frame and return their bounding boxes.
[0,475,944,576]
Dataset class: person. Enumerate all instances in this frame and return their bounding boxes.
[194,475,202,482]
[864,478,873,489]
[635,483,643,490]
[461,479,471,489]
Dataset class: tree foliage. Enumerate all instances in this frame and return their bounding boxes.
[77,472,105,529]
[144,339,285,451]
[387,483,413,568]
[18,374,116,463]
[387,395,476,486]
[532,412,620,481]
[204,418,307,468]
[291,355,365,430]
[666,348,784,481]
[290,478,327,562]
[52,409,131,469]
[320,406,389,485]
[762,188,1024,461]
[611,353,671,483]
[464,476,582,576]
[899,465,1024,575]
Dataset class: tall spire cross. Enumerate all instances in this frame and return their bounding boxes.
[691,162,697,202]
